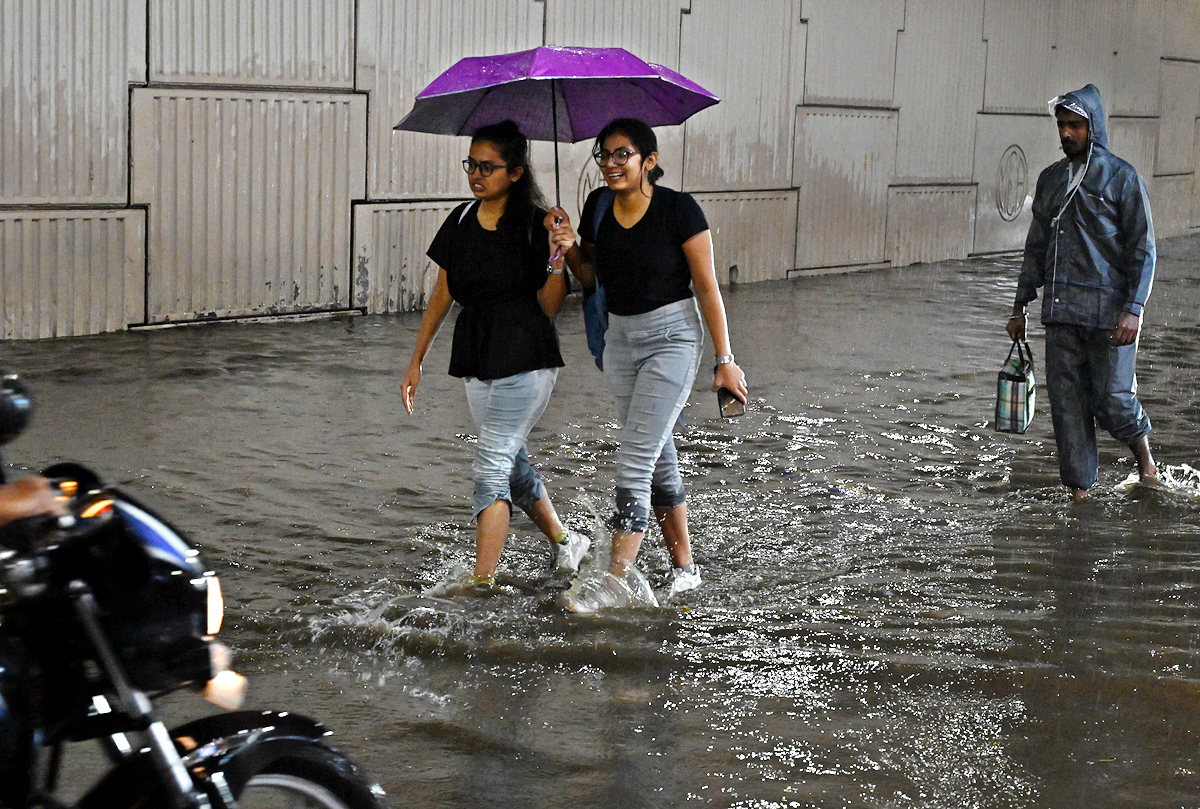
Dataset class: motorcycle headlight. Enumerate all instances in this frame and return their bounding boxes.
[204,574,223,636]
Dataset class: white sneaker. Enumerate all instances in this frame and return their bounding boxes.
[553,529,591,574]
[665,564,702,598]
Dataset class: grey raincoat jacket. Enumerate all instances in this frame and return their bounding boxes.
[1014,83,1155,328]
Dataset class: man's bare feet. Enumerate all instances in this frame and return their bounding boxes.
[1072,488,1089,502]
[1130,434,1159,485]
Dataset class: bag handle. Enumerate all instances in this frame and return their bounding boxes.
[1006,339,1034,364]
[1005,339,1020,363]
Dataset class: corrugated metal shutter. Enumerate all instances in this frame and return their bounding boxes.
[886,186,977,266]
[545,0,681,69]
[971,114,1057,255]
[0,209,145,339]
[691,192,797,283]
[352,201,463,313]
[1111,0,1163,117]
[0,0,145,205]
[894,1,986,183]
[1156,60,1200,176]
[680,0,803,192]
[801,0,904,107]
[981,0,1053,114]
[131,88,366,322]
[149,0,355,88]
[358,0,544,201]
[794,108,896,269]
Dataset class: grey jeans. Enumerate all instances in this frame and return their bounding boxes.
[603,298,703,533]
[1044,323,1151,490]
[463,368,558,519]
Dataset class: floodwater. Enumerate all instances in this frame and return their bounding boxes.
[5,234,1200,809]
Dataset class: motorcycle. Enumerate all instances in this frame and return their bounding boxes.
[0,371,389,809]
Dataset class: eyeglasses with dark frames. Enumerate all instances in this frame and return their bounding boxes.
[591,148,639,166]
[462,157,511,177]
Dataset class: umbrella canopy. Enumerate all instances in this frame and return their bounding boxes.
[394,45,719,144]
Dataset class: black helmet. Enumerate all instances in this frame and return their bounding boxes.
[0,372,33,446]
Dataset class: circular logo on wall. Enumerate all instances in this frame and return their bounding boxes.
[995,145,1028,222]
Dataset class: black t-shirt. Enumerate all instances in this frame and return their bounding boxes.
[427,201,564,380]
[578,185,708,316]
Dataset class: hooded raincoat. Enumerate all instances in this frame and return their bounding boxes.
[1014,84,1155,327]
[1012,84,1155,491]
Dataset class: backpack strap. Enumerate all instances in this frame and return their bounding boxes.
[592,189,614,240]
[583,189,614,370]
[459,200,535,245]
[457,200,479,226]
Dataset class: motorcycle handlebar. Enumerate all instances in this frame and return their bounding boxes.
[0,512,75,603]
[0,469,113,604]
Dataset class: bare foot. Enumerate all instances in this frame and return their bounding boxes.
[1130,435,1158,485]
[1071,488,1089,502]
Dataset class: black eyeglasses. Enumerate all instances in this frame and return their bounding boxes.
[462,157,511,177]
[592,148,639,166]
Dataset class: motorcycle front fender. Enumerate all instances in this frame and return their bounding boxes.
[81,710,387,809]
[172,708,335,761]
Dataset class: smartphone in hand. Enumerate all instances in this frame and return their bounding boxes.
[717,387,744,418]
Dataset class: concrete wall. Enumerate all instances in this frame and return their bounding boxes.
[2,0,1199,338]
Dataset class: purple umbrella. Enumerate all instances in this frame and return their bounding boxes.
[394,45,719,205]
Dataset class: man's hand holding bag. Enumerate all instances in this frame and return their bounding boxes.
[995,339,1036,433]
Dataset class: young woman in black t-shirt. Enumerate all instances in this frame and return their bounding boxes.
[401,121,589,588]
[547,118,748,612]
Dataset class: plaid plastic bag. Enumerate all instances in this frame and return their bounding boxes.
[994,339,1035,433]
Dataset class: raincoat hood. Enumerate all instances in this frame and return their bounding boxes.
[1047,83,1108,150]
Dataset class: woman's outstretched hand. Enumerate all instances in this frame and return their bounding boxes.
[400,363,421,414]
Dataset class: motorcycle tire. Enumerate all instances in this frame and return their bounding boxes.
[231,746,385,809]
[80,711,388,809]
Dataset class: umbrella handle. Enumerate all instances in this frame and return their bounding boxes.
[549,216,564,263]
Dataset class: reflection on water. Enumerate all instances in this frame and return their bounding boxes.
[5,234,1200,808]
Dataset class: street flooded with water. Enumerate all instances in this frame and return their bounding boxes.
[5,234,1200,808]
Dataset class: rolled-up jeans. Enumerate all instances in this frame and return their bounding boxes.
[603,298,703,533]
[463,368,558,520]
[1044,323,1151,490]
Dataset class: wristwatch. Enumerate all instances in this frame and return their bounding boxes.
[713,354,735,372]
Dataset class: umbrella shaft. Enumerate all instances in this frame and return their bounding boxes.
[551,78,561,208]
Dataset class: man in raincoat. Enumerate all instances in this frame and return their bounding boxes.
[1006,83,1157,501]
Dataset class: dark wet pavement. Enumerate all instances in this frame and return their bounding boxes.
[5,234,1200,808]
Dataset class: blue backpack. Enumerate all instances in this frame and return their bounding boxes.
[583,190,614,370]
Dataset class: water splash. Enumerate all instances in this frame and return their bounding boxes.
[422,562,495,597]
[309,581,472,656]
[1114,463,1200,500]
[561,494,659,612]
[572,493,612,573]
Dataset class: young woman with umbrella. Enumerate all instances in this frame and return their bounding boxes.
[401,120,590,588]
[547,118,748,612]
